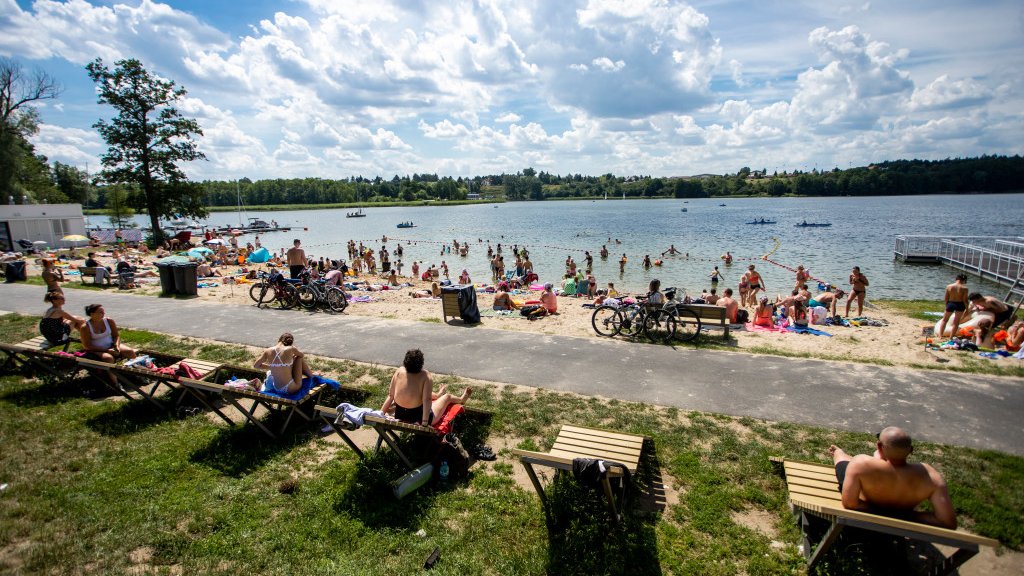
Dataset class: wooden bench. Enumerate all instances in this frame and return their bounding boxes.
[441,292,461,322]
[79,266,112,285]
[513,424,646,523]
[680,303,731,338]
[178,365,328,439]
[77,353,221,411]
[0,336,75,373]
[780,458,999,575]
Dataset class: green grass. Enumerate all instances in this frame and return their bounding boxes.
[0,312,1021,575]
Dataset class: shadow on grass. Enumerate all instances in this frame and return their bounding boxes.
[84,395,178,436]
[188,417,317,477]
[805,521,960,576]
[544,438,664,576]
[0,370,113,407]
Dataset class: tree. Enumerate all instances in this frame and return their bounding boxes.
[103,184,135,228]
[0,58,61,202]
[86,58,206,244]
[52,162,92,205]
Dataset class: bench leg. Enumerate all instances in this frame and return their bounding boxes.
[372,424,416,470]
[804,514,843,572]
[934,546,978,576]
[600,476,620,524]
[521,461,549,518]
[223,395,277,439]
[320,414,364,459]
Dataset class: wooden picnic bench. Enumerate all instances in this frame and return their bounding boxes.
[780,458,999,575]
[0,336,81,381]
[513,424,647,523]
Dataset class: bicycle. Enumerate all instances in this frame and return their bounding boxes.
[249,271,300,310]
[295,272,348,312]
[590,287,702,343]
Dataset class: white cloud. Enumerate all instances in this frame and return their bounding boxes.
[495,112,521,123]
[911,75,993,110]
[591,57,625,72]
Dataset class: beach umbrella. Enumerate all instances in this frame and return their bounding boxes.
[61,234,90,247]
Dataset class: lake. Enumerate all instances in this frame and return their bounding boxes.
[129,193,1024,300]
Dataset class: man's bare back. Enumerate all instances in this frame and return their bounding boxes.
[829,427,955,528]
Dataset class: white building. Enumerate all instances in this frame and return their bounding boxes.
[0,204,87,252]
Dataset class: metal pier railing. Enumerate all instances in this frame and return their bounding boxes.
[894,235,1024,291]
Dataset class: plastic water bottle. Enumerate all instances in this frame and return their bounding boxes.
[439,460,450,482]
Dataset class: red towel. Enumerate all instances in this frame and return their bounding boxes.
[432,404,464,434]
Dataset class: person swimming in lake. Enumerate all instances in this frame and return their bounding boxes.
[381,349,472,426]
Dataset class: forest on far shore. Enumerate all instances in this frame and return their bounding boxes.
[84,154,1023,210]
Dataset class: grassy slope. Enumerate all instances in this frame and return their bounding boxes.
[0,314,1021,575]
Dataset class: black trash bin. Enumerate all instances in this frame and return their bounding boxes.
[441,284,480,324]
[155,262,176,294]
[4,261,26,283]
[172,264,186,293]
[179,263,198,296]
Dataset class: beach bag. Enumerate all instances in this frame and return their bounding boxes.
[735,309,749,324]
[433,432,470,481]
[520,305,546,317]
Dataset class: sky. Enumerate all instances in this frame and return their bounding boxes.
[1,0,1023,181]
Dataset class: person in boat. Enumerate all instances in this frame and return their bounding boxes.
[801,220,808,225]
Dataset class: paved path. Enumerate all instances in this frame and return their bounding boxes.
[2,283,1022,455]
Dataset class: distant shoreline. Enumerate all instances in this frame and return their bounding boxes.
[81,189,1023,216]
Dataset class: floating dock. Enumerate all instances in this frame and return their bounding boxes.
[894,235,1024,292]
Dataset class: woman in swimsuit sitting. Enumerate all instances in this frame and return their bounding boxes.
[40,291,83,345]
[380,349,471,426]
[78,303,136,362]
[252,332,312,395]
[411,281,441,298]
[492,281,520,311]
[753,297,774,327]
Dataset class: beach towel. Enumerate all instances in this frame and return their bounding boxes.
[334,402,385,427]
[258,374,341,400]
[744,322,786,333]
[432,404,464,434]
[348,295,373,303]
[785,325,833,337]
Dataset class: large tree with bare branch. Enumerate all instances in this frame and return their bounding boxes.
[87,58,206,244]
[0,58,62,202]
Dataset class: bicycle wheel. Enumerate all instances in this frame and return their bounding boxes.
[673,308,702,342]
[644,312,677,343]
[249,282,267,304]
[326,287,348,312]
[619,306,645,338]
[276,283,300,310]
[255,284,275,308]
[296,285,318,310]
[591,305,622,337]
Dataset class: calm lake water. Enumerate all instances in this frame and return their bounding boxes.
[132,194,1024,299]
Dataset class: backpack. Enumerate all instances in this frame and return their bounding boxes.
[735,309,749,324]
[520,305,546,317]
[434,433,470,481]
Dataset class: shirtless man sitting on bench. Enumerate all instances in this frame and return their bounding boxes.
[829,426,956,529]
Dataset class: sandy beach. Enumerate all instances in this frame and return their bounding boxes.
[65,257,1010,374]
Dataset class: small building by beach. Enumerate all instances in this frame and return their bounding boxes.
[0,203,87,252]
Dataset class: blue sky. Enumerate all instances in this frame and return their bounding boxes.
[2,0,1022,181]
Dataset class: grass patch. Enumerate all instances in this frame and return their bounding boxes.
[875,299,946,321]
[0,312,1020,575]
[419,317,441,323]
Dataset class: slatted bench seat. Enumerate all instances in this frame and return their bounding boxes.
[0,337,82,381]
[513,424,647,523]
[780,458,999,575]
[78,266,112,285]
[76,353,221,410]
[178,364,328,439]
[681,304,732,338]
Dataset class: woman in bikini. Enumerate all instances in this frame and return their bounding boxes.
[40,291,83,345]
[253,332,312,395]
[753,297,774,327]
[380,349,471,426]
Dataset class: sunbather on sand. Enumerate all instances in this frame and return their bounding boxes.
[829,426,955,528]
[380,349,471,426]
[252,332,313,395]
[411,282,441,298]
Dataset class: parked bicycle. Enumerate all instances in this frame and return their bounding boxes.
[295,270,348,312]
[249,270,299,310]
[591,287,702,343]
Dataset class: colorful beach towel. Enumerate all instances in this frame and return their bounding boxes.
[785,325,833,337]
[257,374,341,401]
